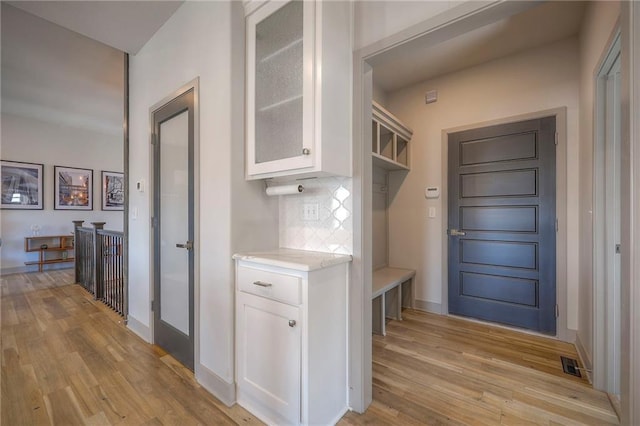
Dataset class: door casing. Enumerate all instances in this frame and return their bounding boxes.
[148,78,200,368]
[593,31,622,394]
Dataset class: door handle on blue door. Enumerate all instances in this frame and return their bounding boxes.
[176,241,193,250]
[448,229,466,236]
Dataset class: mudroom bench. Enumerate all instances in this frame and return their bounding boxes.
[372,267,415,335]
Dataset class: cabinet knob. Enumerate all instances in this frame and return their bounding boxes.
[302,148,311,155]
[288,320,297,327]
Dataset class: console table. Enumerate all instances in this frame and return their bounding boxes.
[24,235,74,272]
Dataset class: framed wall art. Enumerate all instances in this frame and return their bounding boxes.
[102,171,124,211]
[54,166,93,210]
[1,160,44,210]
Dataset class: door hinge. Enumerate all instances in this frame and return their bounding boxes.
[151,133,158,146]
[555,218,559,232]
[555,132,559,145]
[555,304,559,318]
[151,217,158,228]
[151,300,155,311]
[615,244,621,254]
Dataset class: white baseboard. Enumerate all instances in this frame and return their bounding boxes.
[574,332,593,384]
[414,299,442,314]
[127,315,152,343]
[196,363,236,406]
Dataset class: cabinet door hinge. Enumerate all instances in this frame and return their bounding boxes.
[555,304,559,318]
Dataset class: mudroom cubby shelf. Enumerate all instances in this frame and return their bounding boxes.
[24,235,74,272]
[372,101,413,171]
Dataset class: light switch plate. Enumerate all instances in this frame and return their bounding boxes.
[303,203,319,221]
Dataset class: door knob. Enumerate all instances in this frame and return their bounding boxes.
[448,229,466,236]
[289,320,297,327]
[176,241,193,250]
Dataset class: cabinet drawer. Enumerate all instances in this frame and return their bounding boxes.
[237,266,302,305]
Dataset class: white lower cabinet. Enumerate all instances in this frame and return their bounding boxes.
[237,291,301,424]
[234,251,350,426]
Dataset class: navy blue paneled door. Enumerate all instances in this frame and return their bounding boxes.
[448,117,556,334]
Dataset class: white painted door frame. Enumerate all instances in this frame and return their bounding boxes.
[620,1,640,423]
[593,31,621,395]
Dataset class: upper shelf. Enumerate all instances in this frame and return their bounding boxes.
[372,101,413,171]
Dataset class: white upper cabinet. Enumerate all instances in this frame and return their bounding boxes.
[245,0,352,180]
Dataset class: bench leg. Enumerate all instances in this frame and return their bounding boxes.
[385,285,401,321]
[372,295,384,335]
[401,277,414,310]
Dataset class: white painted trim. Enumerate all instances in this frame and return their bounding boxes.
[575,331,594,384]
[195,363,236,407]
[127,314,152,343]
[592,29,622,395]
[620,1,640,423]
[439,107,571,342]
[349,57,373,413]
[413,299,441,315]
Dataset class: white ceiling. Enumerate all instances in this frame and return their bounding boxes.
[6,1,586,94]
[373,1,587,93]
[7,1,184,54]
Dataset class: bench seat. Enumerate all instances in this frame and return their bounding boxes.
[372,267,415,335]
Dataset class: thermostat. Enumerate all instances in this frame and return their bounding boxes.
[425,187,440,199]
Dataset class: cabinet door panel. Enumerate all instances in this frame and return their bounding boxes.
[237,292,301,424]
[246,0,314,178]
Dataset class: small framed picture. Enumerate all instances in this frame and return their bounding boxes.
[1,160,44,210]
[54,166,93,210]
[102,171,124,211]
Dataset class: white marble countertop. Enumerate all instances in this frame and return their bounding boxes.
[232,248,352,272]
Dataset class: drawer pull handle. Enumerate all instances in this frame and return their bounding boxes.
[253,281,273,288]
[289,320,297,327]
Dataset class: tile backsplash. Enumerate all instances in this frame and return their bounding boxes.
[279,177,353,254]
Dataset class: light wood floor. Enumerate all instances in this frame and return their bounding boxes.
[340,310,619,426]
[2,270,618,425]
[1,270,260,425]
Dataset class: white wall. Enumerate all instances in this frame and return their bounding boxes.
[128,1,277,403]
[1,4,124,274]
[577,0,621,370]
[353,1,459,50]
[384,37,580,328]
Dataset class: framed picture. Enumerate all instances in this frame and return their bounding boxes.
[102,171,124,211]
[54,166,93,210]
[1,160,44,210]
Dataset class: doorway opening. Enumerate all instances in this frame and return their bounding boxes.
[352,0,585,412]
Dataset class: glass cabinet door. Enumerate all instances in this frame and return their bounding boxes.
[247,0,314,177]
[255,1,303,164]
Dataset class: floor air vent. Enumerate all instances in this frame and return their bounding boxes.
[561,356,582,377]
